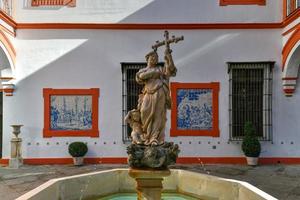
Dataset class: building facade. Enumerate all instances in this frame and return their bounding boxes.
[0,0,299,165]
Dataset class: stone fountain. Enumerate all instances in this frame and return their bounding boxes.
[16,31,278,200]
[126,31,183,200]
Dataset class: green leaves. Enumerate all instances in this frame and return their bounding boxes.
[68,142,88,157]
[242,122,261,157]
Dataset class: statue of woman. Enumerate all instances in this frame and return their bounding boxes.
[136,49,177,145]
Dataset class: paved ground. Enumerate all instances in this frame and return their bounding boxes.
[0,164,300,200]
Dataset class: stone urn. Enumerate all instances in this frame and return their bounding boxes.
[11,125,23,138]
[9,125,23,168]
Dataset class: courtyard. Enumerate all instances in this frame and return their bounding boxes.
[0,164,299,200]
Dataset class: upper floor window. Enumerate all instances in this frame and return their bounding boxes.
[285,0,300,17]
[220,0,266,6]
[31,0,76,7]
[0,0,12,16]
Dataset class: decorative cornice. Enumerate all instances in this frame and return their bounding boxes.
[0,11,17,29]
[16,22,283,30]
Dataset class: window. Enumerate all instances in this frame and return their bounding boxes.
[220,0,266,6]
[0,0,12,16]
[285,0,300,17]
[121,63,145,143]
[228,62,274,140]
[121,63,163,143]
[31,0,76,7]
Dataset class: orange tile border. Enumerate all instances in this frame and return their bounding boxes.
[43,88,99,138]
[170,82,220,137]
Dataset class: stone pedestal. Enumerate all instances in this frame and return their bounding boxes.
[129,168,171,200]
[9,125,23,168]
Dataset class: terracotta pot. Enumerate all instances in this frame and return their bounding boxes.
[246,157,258,166]
[73,157,84,166]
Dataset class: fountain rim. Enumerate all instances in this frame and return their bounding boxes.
[16,168,277,200]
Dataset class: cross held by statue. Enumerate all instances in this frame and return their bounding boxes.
[152,30,184,52]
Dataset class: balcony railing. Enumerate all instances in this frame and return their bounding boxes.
[0,0,12,16]
[31,0,76,7]
[286,0,300,17]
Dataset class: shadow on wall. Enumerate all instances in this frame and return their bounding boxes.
[117,0,279,23]
[14,30,246,87]
[20,0,279,22]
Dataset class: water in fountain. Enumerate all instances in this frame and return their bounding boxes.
[96,193,200,200]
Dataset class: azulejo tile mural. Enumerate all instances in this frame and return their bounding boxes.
[170,82,220,137]
[177,89,212,130]
[43,88,99,137]
[50,95,92,130]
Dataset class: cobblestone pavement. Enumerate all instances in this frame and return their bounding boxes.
[0,164,300,200]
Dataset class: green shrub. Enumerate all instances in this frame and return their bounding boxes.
[242,122,261,157]
[68,142,88,157]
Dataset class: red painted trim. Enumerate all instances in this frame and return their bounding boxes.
[282,0,300,28]
[0,159,9,165]
[43,88,99,138]
[0,24,15,37]
[282,77,298,80]
[220,0,266,6]
[282,23,299,36]
[282,28,300,70]
[0,30,16,67]
[0,11,17,29]
[2,157,300,165]
[16,23,283,30]
[0,76,13,80]
[258,157,300,164]
[283,10,300,27]
[3,88,14,96]
[284,88,295,93]
[170,82,220,137]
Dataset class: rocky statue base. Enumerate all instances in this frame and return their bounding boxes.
[127,142,180,169]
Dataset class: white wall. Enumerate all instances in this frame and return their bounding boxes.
[4,28,299,159]
[14,0,282,23]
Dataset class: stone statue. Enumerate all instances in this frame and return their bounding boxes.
[125,109,145,144]
[126,31,183,169]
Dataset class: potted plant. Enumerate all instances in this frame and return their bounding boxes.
[242,122,261,166]
[68,142,88,166]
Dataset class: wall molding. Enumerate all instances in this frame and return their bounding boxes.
[15,23,283,30]
[0,30,16,67]
[220,0,266,6]
[282,28,300,69]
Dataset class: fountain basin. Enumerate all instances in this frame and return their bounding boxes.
[16,168,277,200]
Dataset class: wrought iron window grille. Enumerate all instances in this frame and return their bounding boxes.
[228,62,274,141]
